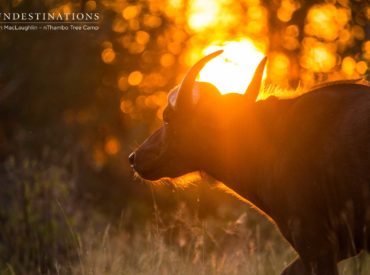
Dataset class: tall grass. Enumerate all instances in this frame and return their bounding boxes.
[0,156,77,274]
[1,157,370,274]
[71,203,370,275]
[72,203,295,275]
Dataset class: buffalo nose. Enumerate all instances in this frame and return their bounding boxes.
[128,152,135,166]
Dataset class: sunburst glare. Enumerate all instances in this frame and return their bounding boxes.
[198,40,266,94]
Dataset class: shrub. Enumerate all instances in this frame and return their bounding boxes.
[0,156,77,274]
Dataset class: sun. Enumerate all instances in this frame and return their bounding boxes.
[198,40,266,95]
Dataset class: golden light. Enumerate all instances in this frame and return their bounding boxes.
[85,1,97,11]
[93,148,106,168]
[50,3,73,15]
[143,14,162,28]
[135,31,150,45]
[305,4,350,41]
[128,71,143,86]
[105,137,120,155]
[269,53,290,84]
[187,0,220,31]
[160,53,175,67]
[300,39,336,73]
[356,61,368,75]
[186,0,235,32]
[309,46,336,72]
[341,56,356,76]
[122,5,140,20]
[364,41,370,61]
[120,100,133,114]
[277,0,300,22]
[101,48,116,64]
[197,40,265,94]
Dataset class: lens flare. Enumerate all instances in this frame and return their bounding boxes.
[197,40,265,94]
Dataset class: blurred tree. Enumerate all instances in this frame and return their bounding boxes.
[0,0,368,272]
[0,0,368,220]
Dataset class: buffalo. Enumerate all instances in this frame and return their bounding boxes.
[129,51,370,275]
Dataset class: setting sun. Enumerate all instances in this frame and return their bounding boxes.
[198,40,266,94]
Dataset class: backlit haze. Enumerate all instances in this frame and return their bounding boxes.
[198,41,265,94]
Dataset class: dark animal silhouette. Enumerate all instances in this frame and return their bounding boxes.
[129,51,370,275]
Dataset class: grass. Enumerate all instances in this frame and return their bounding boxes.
[1,156,370,274]
[72,204,295,275]
[0,156,77,274]
[70,202,370,275]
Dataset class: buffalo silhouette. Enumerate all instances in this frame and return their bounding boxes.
[129,51,370,275]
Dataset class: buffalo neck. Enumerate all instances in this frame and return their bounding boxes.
[201,96,295,214]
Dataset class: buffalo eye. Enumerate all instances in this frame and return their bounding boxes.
[162,108,173,124]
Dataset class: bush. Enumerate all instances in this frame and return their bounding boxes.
[0,156,78,274]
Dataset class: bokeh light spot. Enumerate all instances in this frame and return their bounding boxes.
[101,48,116,64]
[123,5,140,20]
[277,7,292,22]
[301,39,336,73]
[136,31,150,45]
[270,53,290,81]
[105,137,120,155]
[356,61,368,75]
[160,53,175,67]
[93,148,106,168]
[366,6,370,20]
[247,6,264,20]
[286,25,299,37]
[85,0,96,11]
[112,18,127,33]
[129,19,140,31]
[128,71,143,86]
[143,15,162,28]
[277,0,299,22]
[187,0,219,31]
[305,4,350,41]
[341,56,356,76]
[120,100,133,113]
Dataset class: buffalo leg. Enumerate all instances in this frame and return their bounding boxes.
[281,256,339,275]
[281,257,309,275]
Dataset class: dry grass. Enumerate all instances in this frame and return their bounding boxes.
[72,204,295,275]
[1,157,370,275]
[70,203,370,275]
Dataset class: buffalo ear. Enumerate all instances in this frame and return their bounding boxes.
[244,57,267,102]
[175,50,223,110]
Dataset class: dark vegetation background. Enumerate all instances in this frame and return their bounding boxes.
[0,0,369,274]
